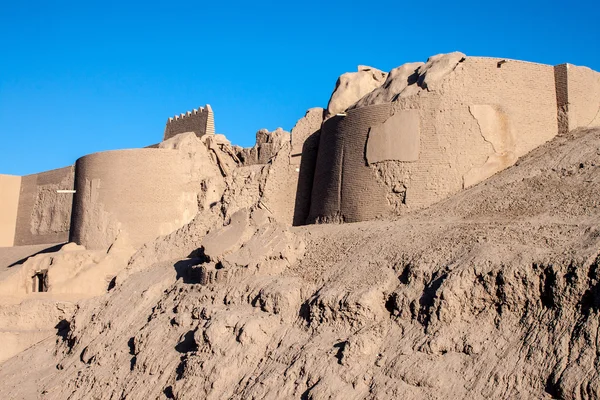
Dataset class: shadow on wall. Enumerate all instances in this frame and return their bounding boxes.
[7,243,66,268]
[293,130,321,226]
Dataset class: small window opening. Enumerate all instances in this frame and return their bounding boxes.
[32,270,48,293]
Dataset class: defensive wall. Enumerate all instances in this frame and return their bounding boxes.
[288,108,324,225]
[0,167,75,247]
[163,104,215,141]
[304,56,600,223]
[70,148,200,250]
[2,53,598,249]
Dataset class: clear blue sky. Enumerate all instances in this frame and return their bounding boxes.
[1,0,598,175]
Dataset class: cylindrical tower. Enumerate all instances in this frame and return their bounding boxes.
[70,149,199,250]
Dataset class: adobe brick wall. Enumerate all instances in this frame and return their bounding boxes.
[306,57,561,223]
[163,105,215,141]
[290,108,324,225]
[554,64,570,134]
[290,108,324,166]
[384,57,558,211]
[13,166,74,246]
[0,174,22,246]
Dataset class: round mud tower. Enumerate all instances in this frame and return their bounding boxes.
[308,103,392,223]
[70,149,199,250]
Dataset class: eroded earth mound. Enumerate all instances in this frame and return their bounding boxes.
[0,127,599,399]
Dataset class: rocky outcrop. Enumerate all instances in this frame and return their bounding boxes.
[325,65,387,117]
[352,52,466,108]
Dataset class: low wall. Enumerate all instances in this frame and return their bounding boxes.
[70,149,200,250]
[13,167,74,246]
[0,175,22,246]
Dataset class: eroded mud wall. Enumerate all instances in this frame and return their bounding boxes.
[13,167,74,246]
[308,104,392,223]
[307,57,559,223]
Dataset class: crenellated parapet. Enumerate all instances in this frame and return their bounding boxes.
[163,104,215,141]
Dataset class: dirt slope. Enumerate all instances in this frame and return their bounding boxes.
[1,127,599,399]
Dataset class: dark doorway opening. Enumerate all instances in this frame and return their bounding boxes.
[32,270,48,292]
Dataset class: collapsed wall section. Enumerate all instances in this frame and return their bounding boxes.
[70,149,200,250]
[13,167,75,246]
[163,105,215,141]
[0,175,22,247]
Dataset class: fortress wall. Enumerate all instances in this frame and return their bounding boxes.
[290,108,324,225]
[71,149,199,250]
[381,57,559,211]
[163,105,214,141]
[13,167,74,246]
[0,175,22,246]
[308,116,345,222]
[454,57,558,156]
[307,57,560,223]
[559,64,600,132]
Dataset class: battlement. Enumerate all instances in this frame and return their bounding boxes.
[163,104,215,141]
[168,106,206,121]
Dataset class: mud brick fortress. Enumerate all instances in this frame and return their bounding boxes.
[1,52,599,249]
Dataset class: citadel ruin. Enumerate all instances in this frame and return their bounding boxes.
[0,52,599,371]
[1,52,599,248]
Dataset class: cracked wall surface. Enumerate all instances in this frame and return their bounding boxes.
[464,105,517,188]
[366,110,420,164]
[307,55,560,223]
[13,167,75,246]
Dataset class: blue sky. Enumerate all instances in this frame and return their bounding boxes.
[1,0,599,175]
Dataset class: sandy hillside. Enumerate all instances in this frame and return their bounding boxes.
[0,127,599,399]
